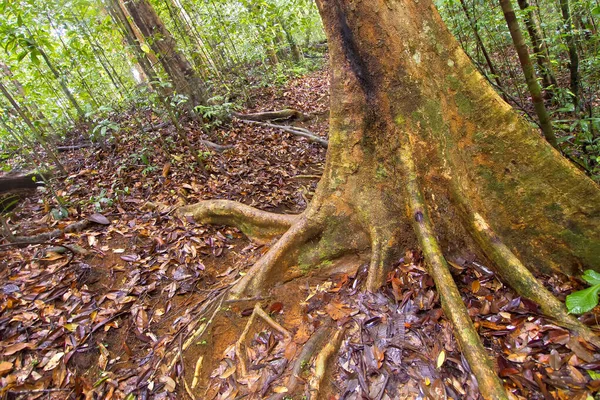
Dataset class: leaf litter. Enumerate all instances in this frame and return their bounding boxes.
[1,65,599,399]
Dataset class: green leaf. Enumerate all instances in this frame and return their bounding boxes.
[140,43,151,53]
[588,370,600,380]
[582,270,600,286]
[566,284,600,314]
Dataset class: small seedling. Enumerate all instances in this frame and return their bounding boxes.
[566,270,600,314]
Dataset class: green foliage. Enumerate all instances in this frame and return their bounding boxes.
[194,96,238,130]
[566,270,600,314]
[91,119,119,143]
[0,0,323,166]
[436,0,600,181]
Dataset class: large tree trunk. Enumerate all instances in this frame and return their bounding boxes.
[180,0,600,398]
[123,0,206,108]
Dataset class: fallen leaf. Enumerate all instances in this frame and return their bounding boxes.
[3,342,34,356]
[88,213,110,225]
[43,352,65,371]
[437,350,446,369]
[0,361,13,376]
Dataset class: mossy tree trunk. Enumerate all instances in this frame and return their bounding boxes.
[180,0,600,398]
[123,0,206,108]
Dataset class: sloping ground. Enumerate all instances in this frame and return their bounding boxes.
[1,65,599,399]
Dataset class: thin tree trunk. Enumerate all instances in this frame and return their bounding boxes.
[0,62,59,140]
[37,46,85,119]
[0,81,65,173]
[516,0,557,94]
[499,0,558,149]
[459,0,504,91]
[559,0,581,111]
[280,18,303,63]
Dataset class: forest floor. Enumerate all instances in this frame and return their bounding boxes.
[1,64,600,400]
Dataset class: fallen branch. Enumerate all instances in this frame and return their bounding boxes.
[200,139,233,153]
[1,219,92,244]
[143,121,170,132]
[57,143,93,152]
[236,119,328,148]
[232,109,311,122]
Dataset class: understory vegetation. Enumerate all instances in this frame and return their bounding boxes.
[1,0,600,399]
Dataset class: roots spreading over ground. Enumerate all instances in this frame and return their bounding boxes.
[177,142,600,400]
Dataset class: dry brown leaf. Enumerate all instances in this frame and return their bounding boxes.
[324,301,351,320]
[43,352,65,371]
[0,361,13,376]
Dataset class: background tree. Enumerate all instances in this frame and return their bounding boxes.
[122,0,206,108]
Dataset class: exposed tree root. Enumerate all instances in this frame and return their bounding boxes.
[230,214,324,297]
[236,119,329,148]
[235,303,292,377]
[178,200,298,243]
[457,198,600,347]
[308,325,346,398]
[400,139,508,400]
[232,109,311,122]
[268,322,334,400]
[164,290,228,373]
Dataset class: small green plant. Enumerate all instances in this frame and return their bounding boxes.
[566,270,600,314]
[194,96,239,131]
[91,119,119,143]
[197,150,212,163]
[87,189,113,211]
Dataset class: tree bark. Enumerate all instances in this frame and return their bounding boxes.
[181,0,600,397]
[499,0,559,149]
[107,0,161,89]
[122,0,206,107]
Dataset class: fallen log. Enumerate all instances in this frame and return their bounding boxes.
[236,119,329,148]
[232,109,312,122]
[57,143,93,152]
[200,139,234,153]
[0,173,47,194]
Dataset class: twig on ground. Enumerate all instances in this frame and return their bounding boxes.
[236,303,292,378]
[269,322,334,400]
